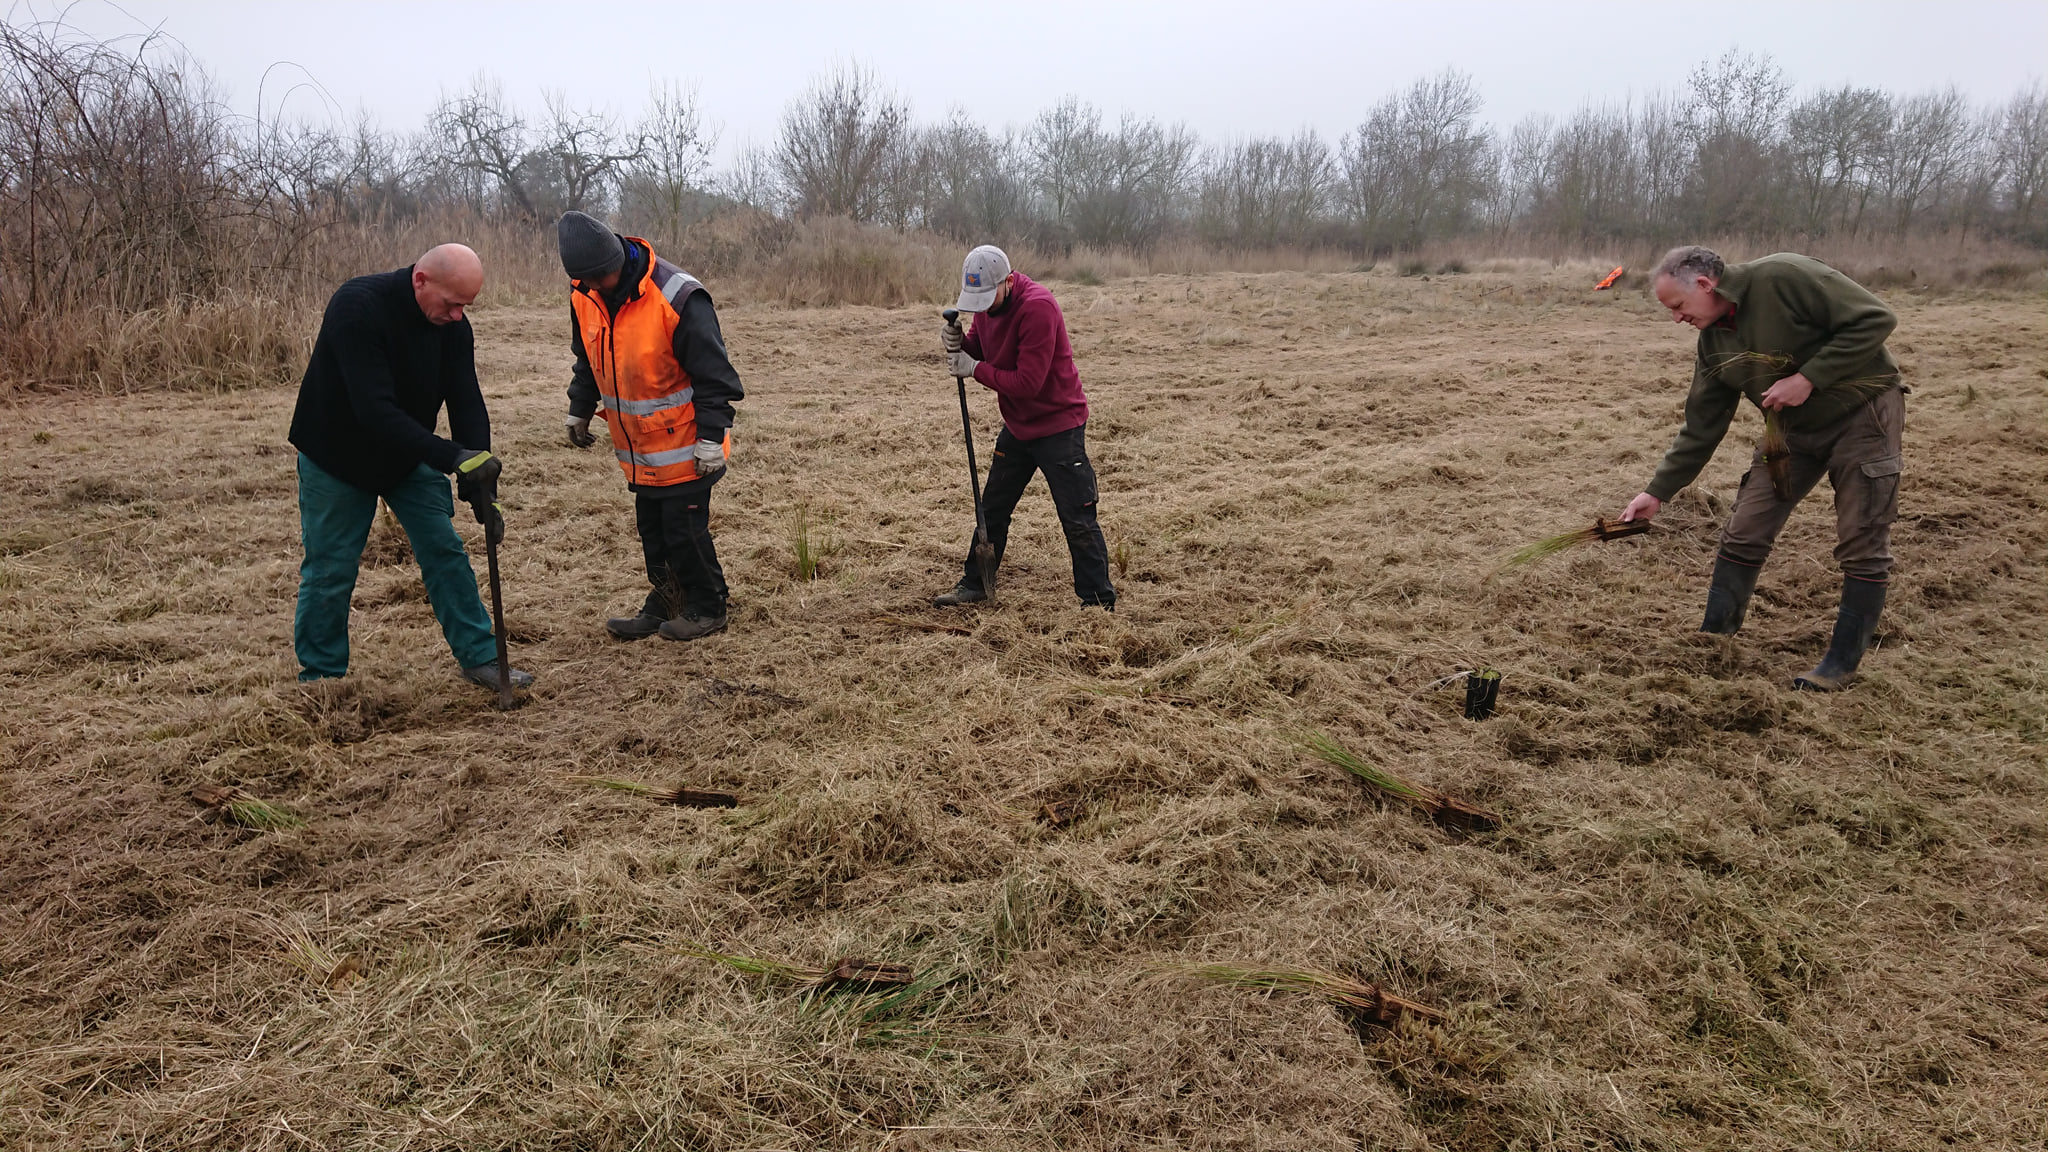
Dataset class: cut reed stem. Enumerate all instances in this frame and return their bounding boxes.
[1295,729,1502,832]
[1184,963,1444,1029]
[190,784,304,830]
[1488,516,1651,579]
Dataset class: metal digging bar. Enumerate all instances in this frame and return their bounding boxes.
[943,308,997,598]
[484,531,518,712]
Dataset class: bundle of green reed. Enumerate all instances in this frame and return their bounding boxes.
[570,776,738,809]
[677,942,915,990]
[1184,964,1443,1030]
[1760,408,1793,500]
[1296,729,1502,832]
[282,926,362,988]
[190,784,304,830]
[1489,516,1651,579]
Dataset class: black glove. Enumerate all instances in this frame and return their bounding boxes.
[565,414,595,448]
[456,449,500,504]
[455,450,504,543]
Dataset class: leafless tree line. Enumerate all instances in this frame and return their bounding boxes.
[4,13,2046,335]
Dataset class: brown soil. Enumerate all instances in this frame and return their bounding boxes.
[1,263,2044,1150]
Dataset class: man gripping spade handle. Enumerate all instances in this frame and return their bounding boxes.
[933,245,1115,611]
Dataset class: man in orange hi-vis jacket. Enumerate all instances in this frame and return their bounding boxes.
[558,211,745,643]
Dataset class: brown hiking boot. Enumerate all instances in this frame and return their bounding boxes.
[605,613,665,641]
[658,614,728,642]
[932,584,988,607]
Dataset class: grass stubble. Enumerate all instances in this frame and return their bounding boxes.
[0,262,2044,1149]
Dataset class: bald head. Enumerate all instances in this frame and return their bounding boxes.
[413,243,483,325]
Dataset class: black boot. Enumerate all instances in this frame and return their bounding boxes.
[1794,576,1887,691]
[1700,553,1763,634]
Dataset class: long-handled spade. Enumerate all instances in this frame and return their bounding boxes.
[943,308,997,599]
[483,530,518,711]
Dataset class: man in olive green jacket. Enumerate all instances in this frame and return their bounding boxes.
[1620,246,1904,691]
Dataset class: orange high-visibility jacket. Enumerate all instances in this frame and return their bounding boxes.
[571,238,730,487]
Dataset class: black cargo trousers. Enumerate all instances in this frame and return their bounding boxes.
[634,473,728,622]
[958,423,1115,607]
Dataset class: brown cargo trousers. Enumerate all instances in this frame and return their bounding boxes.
[1719,385,1904,581]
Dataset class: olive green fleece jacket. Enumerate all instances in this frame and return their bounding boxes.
[1646,253,1901,501]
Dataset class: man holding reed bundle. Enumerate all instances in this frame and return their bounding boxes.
[1620,246,1904,691]
[557,211,744,642]
[287,244,533,691]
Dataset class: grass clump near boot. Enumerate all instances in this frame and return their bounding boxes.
[1296,729,1501,832]
[190,783,304,830]
[570,775,739,809]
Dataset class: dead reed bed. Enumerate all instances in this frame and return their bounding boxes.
[0,264,2043,1149]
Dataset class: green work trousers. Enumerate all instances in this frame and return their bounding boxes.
[294,453,497,680]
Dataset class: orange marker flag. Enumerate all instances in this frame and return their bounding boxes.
[1594,266,1625,290]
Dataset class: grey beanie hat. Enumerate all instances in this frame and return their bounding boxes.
[557,210,625,280]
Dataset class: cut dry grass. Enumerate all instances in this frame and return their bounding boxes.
[1,268,2043,1150]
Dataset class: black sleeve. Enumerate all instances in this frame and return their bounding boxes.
[329,289,467,472]
[567,306,600,419]
[441,319,490,458]
[673,291,743,434]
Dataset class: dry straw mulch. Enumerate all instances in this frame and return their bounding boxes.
[2,266,2045,1150]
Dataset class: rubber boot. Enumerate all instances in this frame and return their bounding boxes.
[1793,576,1887,691]
[1699,553,1763,635]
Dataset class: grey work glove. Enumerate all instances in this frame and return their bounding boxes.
[692,438,727,476]
[565,414,595,448]
[940,322,964,354]
[948,351,980,379]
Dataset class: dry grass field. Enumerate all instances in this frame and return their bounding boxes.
[2,263,2044,1151]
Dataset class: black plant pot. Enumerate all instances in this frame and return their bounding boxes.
[1464,669,1501,720]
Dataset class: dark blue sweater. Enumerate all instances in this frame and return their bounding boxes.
[288,267,490,494]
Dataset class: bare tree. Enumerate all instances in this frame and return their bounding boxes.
[538,91,641,213]
[1784,86,1890,236]
[624,81,716,234]
[912,112,1029,243]
[429,75,538,217]
[1339,71,1492,252]
[1995,83,2048,240]
[774,64,912,223]
[1198,130,1335,249]
[1681,50,1791,233]
[1879,87,1978,235]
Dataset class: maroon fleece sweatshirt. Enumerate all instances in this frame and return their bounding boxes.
[961,273,1089,439]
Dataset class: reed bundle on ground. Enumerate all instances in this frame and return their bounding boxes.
[570,776,739,809]
[1489,516,1651,579]
[189,784,304,830]
[1184,964,1444,1033]
[677,943,915,991]
[1296,730,1502,832]
[281,927,362,988]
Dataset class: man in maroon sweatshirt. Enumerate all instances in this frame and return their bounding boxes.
[936,245,1115,609]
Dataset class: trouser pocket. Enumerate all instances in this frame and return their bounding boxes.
[1856,455,1902,527]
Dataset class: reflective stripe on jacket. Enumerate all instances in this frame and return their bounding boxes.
[571,238,730,487]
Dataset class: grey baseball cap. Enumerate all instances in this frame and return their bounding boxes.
[955,245,1011,312]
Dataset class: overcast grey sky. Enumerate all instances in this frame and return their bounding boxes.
[43,0,2048,161]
